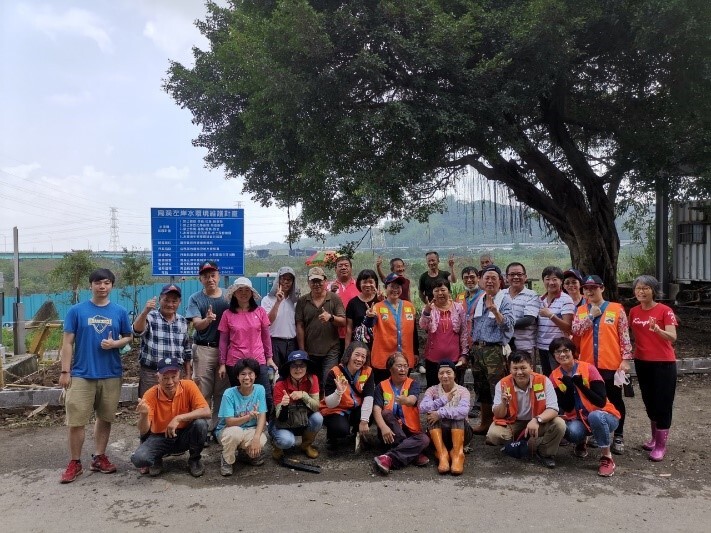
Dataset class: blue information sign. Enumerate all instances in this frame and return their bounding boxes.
[151,208,244,276]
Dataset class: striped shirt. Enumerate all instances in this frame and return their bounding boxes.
[506,287,541,352]
[536,292,575,350]
[134,309,192,368]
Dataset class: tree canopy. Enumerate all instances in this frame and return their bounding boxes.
[50,250,98,304]
[165,0,710,294]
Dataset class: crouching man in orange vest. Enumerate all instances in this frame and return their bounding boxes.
[486,351,566,468]
[372,353,430,474]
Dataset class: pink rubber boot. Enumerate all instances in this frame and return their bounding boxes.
[649,429,669,462]
[642,421,657,451]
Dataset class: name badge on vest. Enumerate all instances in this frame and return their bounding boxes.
[604,311,616,325]
[383,392,392,406]
[536,392,546,401]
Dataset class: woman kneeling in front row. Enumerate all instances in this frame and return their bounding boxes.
[216,358,268,476]
[419,361,472,475]
[549,337,620,477]
[270,350,323,460]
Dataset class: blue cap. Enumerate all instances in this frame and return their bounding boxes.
[157,356,181,374]
[160,284,181,297]
[384,273,406,285]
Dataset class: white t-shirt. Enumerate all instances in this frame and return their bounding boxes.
[261,294,296,339]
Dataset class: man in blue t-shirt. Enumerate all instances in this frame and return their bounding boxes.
[59,268,132,484]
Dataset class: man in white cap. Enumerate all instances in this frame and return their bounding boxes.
[133,283,192,397]
[296,267,346,395]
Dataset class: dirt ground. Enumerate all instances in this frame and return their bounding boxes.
[1,373,709,495]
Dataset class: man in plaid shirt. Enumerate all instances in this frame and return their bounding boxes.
[133,284,192,397]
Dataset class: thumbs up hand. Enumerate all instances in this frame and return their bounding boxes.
[101,330,116,350]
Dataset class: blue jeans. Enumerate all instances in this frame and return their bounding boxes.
[588,410,620,448]
[269,412,323,450]
[131,419,208,467]
[564,419,588,444]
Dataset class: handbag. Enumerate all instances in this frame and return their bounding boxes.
[275,403,310,430]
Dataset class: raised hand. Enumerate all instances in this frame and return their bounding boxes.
[423,296,433,314]
[448,254,455,269]
[144,297,157,313]
[318,307,331,323]
[376,256,383,268]
[206,305,216,322]
[365,301,377,318]
[589,304,602,318]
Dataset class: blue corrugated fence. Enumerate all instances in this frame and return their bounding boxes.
[1,276,276,325]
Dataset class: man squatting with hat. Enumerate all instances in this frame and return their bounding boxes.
[130,356,211,477]
[133,284,192,398]
[186,261,231,443]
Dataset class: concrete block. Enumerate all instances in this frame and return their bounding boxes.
[2,353,38,383]
[0,383,138,408]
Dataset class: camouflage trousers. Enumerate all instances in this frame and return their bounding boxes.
[469,343,508,404]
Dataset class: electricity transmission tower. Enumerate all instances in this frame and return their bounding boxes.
[109,207,121,252]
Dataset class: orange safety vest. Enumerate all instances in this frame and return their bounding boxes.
[550,361,620,430]
[370,299,416,370]
[494,373,549,426]
[379,377,422,434]
[319,365,373,416]
[576,302,625,371]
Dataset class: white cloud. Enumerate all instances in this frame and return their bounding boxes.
[1,162,41,179]
[17,3,113,53]
[155,165,190,182]
[137,1,212,63]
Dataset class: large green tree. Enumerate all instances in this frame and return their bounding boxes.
[165,0,710,294]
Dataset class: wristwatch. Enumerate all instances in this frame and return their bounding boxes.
[535,416,544,424]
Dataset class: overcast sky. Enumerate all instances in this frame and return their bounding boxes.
[0,0,291,253]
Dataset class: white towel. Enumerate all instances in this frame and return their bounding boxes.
[473,290,505,319]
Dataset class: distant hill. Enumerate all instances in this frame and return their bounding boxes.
[252,196,636,250]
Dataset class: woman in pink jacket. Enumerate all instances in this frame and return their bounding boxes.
[218,277,278,412]
[419,279,469,388]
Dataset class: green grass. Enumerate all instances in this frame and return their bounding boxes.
[1,325,62,353]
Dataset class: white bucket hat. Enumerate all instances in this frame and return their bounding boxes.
[225,276,261,301]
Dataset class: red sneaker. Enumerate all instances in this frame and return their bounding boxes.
[598,455,616,477]
[373,454,392,475]
[90,454,117,474]
[60,460,83,484]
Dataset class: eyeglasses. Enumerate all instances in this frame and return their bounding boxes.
[392,364,409,369]
[554,348,572,356]
[507,272,525,278]
[635,286,652,292]
[291,362,307,369]
[462,275,478,280]
[309,279,324,284]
